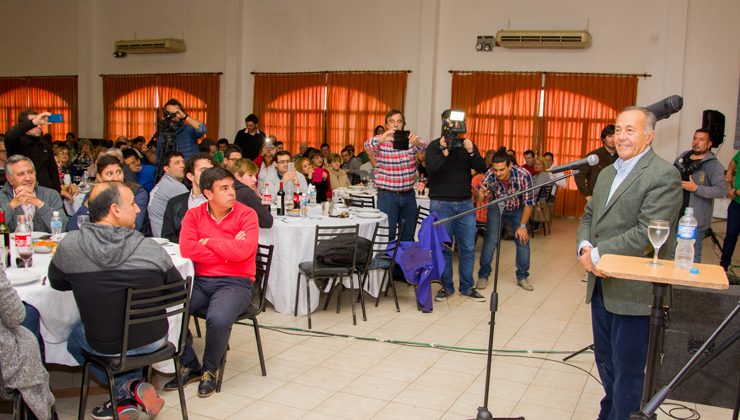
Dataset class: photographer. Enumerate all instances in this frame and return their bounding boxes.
[155,98,206,161]
[673,128,726,262]
[426,109,487,302]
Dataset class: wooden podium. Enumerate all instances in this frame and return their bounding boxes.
[597,254,732,419]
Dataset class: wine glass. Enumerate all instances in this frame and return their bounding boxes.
[17,243,33,271]
[77,215,90,227]
[647,219,670,267]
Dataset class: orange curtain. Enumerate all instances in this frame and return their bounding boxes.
[542,74,638,217]
[102,75,157,140]
[451,72,542,162]
[326,72,407,153]
[253,73,326,153]
[0,76,77,140]
[158,73,220,139]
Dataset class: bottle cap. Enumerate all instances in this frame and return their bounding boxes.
[53,211,59,216]
[689,267,699,275]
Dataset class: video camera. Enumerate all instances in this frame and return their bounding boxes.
[674,152,704,182]
[441,109,467,148]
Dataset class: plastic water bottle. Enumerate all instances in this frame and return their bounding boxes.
[308,185,317,205]
[50,211,63,241]
[675,207,697,270]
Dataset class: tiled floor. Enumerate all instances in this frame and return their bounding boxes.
[3,218,737,419]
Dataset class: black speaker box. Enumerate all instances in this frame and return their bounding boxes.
[702,109,726,148]
[655,285,740,409]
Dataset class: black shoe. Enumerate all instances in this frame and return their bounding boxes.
[91,398,139,420]
[461,289,486,302]
[163,366,202,391]
[434,289,453,302]
[197,370,217,398]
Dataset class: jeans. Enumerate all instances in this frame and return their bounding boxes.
[694,229,705,263]
[22,302,45,363]
[181,276,252,372]
[591,279,649,420]
[478,205,530,281]
[430,199,476,294]
[68,323,167,399]
[377,189,418,242]
[720,200,740,270]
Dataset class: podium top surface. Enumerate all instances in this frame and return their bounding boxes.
[597,254,729,290]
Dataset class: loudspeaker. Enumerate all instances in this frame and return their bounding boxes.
[702,109,726,148]
[655,285,740,409]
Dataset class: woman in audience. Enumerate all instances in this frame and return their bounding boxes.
[327,153,351,189]
[296,156,312,184]
[374,125,385,136]
[232,158,273,228]
[259,140,277,182]
[306,149,332,202]
[0,271,56,420]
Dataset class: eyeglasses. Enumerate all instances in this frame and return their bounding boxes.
[276,160,291,164]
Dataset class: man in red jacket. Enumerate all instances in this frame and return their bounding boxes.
[166,166,259,397]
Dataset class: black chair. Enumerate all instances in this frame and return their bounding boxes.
[415,205,430,240]
[192,244,273,391]
[295,224,360,329]
[78,277,192,420]
[531,184,554,237]
[347,194,375,208]
[357,220,405,316]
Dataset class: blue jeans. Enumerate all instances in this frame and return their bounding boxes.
[181,276,252,372]
[721,200,740,270]
[430,199,476,294]
[478,205,530,280]
[22,302,45,363]
[68,323,167,399]
[591,279,649,420]
[693,229,705,263]
[377,189,418,242]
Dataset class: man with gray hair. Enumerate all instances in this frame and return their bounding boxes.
[0,155,66,231]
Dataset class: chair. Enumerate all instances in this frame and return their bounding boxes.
[531,184,554,237]
[192,244,273,391]
[78,277,192,420]
[295,224,360,329]
[415,205,430,240]
[357,220,405,316]
[1,365,27,420]
[347,194,375,208]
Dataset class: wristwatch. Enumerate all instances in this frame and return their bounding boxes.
[519,224,527,230]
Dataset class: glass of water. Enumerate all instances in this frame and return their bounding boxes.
[647,219,669,267]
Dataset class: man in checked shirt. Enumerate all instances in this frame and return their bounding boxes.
[364,109,427,241]
[476,147,536,291]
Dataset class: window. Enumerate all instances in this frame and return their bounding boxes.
[0,76,78,140]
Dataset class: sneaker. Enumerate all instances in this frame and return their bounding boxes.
[91,398,139,420]
[129,380,164,416]
[434,289,453,302]
[517,279,534,291]
[461,289,486,302]
[163,366,203,391]
[197,370,218,398]
[475,277,489,290]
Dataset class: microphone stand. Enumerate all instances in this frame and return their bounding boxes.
[434,170,578,420]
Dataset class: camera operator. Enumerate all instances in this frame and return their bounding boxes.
[426,109,487,302]
[155,98,206,161]
[673,128,726,262]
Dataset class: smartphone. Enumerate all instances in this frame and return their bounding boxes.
[312,168,324,183]
[47,114,64,123]
[393,130,410,150]
[288,162,295,172]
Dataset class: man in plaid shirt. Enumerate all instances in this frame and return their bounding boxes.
[364,109,427,241]
[477,147,536,291]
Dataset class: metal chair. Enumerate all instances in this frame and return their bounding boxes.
[295,224,360,329]
[78,277,192,420]
[357,220,405,315]
[347,194,375,208]
[415,205,430,240]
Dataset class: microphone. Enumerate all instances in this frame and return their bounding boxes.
[550,154,599,173]
[645,95,683,122]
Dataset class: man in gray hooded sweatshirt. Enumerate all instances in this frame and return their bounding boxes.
[49,181,184,420]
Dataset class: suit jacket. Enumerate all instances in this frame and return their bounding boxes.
[576,148,682,316]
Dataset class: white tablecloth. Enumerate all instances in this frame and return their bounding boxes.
[12,242,194,369]
[259,208,388,315]
[337,186,430,209]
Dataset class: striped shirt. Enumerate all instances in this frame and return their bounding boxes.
[364,136,427,192]
[480,165,535,212]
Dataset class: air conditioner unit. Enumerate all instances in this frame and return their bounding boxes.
[495,30,591,49]
[114,38,186,54]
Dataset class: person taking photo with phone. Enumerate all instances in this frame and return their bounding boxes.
[4,110,61,192]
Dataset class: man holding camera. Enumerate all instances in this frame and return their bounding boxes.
[426,109,487,302]
[673,128,726,262]
[364,109,426,241]
[156,98,206,160]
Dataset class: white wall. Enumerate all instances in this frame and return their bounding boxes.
[0,0,737,165]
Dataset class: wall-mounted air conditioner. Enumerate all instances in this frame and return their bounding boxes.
[495,30,591,49]
[114,38,186,54]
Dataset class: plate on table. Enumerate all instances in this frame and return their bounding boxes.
[7,271,41,287]
[356,211,384,219]
[151,237,170,246]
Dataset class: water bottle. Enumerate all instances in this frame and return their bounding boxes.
[308,185,317,205]
[50,211,63,242]
[674,207,697,270]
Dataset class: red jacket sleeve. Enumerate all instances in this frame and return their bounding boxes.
[179,208,224,264]
[204,207,259,263]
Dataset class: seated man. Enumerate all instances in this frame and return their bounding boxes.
[0,154,67,231]
[160,153,216,243]
[165,167,258,397]
[148,152,187,237]
[68,155,149,233]
[258,150,307,199]
[49,181,184,419]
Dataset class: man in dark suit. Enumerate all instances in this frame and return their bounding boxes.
[575,124,619,202]
[577,106,682,420]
